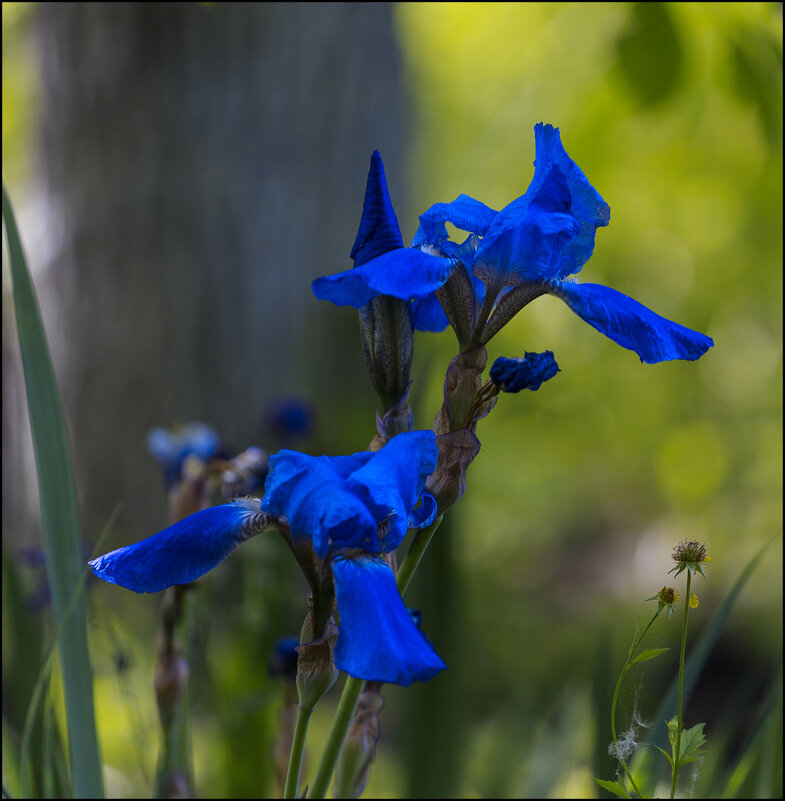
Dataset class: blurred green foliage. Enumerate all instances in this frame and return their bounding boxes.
[3,2,781,798]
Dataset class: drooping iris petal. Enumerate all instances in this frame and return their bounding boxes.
[89,503,261,593]
[551,281,714,363]
[260,451,378,555]
[412,193,499,249]
[350,150,404,267]
[312,248,454,309]
[411,293,450,333]
[347,431,438,551]
[332,553,446,686]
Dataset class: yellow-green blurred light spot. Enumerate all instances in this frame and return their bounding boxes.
[689,593,699,608]
[656,421,728,507]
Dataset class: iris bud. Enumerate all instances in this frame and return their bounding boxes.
[295,610,339,712]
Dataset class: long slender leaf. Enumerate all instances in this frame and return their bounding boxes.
[3,184,103,798]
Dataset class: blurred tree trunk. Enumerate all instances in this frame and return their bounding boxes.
[4,2,405,543]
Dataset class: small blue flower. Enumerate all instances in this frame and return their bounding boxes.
[415,123,714,363]
[266,397,314,440]
[90,431,444,687]
[490,351,560,392]
[312,151,455,332]
[147,422,221,488]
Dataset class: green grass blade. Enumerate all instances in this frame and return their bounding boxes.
[3,183,103,798]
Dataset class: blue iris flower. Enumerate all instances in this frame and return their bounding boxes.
[312,150,455,332]
[146,422,220,488]
[414,123,714,363]
[90,430,445,687]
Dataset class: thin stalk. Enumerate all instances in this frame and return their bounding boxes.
[284,706,313,798]
[306,516,444,797]
[307,676,365,798]
[671,571,692,799]
[396,516,443,597]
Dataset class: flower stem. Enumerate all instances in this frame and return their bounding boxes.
[306,516,444,798]
[396,516,443,596]
[670,570,691,799]
[307,676,365,798]
[284,705,313,798]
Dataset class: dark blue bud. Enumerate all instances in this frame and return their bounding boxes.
[266,398,313,441]
[490,351,560,392]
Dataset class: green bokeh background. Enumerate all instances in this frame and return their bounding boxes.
[3,2,782,798]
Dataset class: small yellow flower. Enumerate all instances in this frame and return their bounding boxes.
[689,593,699,608]
[646,586,680,618]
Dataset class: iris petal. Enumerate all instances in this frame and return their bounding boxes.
[531,123,611,278]
[475,168,578,285]
[332,553,446,686]
[408,492,438,529]
[88,503,260,593]
[411,293,450,333]
[261,451,377,555]
[312,248,454,309]
[348,431,438,552]
[350,151,404,267]
[412,193,499,249]
[552,281,714,363]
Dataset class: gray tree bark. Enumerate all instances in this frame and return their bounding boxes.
[4,2,406,543]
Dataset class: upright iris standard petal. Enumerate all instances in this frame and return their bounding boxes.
[476,124,609,287]
[89,502,262,593]
[312,248,455,310]
[347,431,438,551]
[531,122,610,278]
[475,168,578,286]
[413,193,499,249]
[260,451,378,555]
[261,450,374,518]
[332,553,446,686]
[350,150,404,267]
[551,281,714,363]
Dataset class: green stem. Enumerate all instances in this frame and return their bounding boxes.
[396,516,444,596]
[284,705,313,798]
[306,516,444,797]
[671,571,691,799]
[307,677,365,798]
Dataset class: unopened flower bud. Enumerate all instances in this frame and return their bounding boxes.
[359,295,415,414]
[490,351,559,392]
[296,614,339,712]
